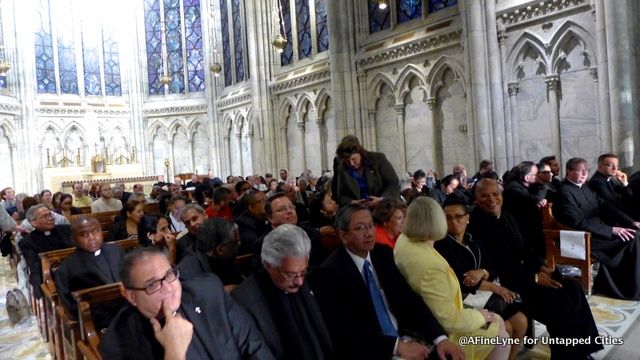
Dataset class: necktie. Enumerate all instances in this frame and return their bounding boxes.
[363,260,398,337]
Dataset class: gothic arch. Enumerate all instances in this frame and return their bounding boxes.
[187,116,205,139]
[60,121,85,140]
[296,94,313,124]
[367,72,396,109]
[222,113,234,136]
[315,88,331,120]
[232,111,245,135]
[0,119,16,145]
[277,97,296,128]
[167,118,189,139]
[148,122,169,141]
[426,56,466,98]
[397,64,427,101]
[40,120,63,136]
[549,21,595,74]
[506,31,549,81]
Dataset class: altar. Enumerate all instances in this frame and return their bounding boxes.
[43,163,157,193]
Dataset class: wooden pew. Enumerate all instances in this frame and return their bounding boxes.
[73,283,124,360]
[144,202,160,214]
[541,205,594,295]
[70,211,120,233]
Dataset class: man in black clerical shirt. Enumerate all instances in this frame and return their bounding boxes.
[233,224,333,360]
[19,204,74,299]
[54,216,125,328]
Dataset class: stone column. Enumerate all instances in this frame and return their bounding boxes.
[316,117,327,170]
[357,70,368,146]
[498,30,514,166]
[367,109,377,151]
[296,121,307,172]
[236,133,243,175]
[595,0,612,151]
[223,135,230,176]
[188,139,195,173]
[168,140,175,179]
[394,103,407,173]
[507,82,520,162]
[544,75,562,162]
[426,98,443,174]
[280,126,289,171]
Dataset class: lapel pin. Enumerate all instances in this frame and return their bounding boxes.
[195,306,201,314]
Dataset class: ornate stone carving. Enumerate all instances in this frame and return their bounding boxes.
[36,107,87,115]
[0,103,21,114]
[270,70,331,94]
[589,67,598,81]
[497,0,589,27]
[544,75,560,91]
[394,104,405,114]
[216,94,252,110]
[296,121,305,130]
[143,104,208,116]
[507,82,520,96]
[497,31,508,47]
[356,30,462,69]
[425,98,437,110]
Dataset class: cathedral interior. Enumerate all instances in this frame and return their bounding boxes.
[0,0,638,193]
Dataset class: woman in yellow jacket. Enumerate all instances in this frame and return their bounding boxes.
[394,197,510,360]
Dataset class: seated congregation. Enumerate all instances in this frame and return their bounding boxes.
[3,135,639,360]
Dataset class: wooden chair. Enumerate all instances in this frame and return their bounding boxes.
[40,246,77,359]
[540,206,594,295]
[73,283,124,360]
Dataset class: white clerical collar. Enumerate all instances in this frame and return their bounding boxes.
[566,179,583,188]
[94,249,102,256]
[44,231,51,236]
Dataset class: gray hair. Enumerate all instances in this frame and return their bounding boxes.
[26,204,49,222]
[261,224,311,267]
[179,203,204,220]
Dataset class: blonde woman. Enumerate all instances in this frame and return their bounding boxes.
[394,197,510,360]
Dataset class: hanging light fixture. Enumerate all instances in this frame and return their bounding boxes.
[159,20,171,87]
[378,0,388,10]
[209,2,222,77]
[271,0,288,53]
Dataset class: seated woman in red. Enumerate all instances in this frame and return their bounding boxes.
[372,198,405,248]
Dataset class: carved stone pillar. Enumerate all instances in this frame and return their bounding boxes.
[188,139,195,174]
[296,121,307,173]
[545,75,562,162]
[507,82,520,162]
[223,135,231,176]
[367,109,377,151]
[280,126,289,171]
[168,140,175,179]
[357,70,368,146]
[316,117,327,170]
[498,30,514,166]
[394,103,407,173]
[595,0,612,150]
[235,133,243,175]
[426,98,443,174]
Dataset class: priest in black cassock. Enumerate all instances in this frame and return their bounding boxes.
[554,157,640,300]
[54,216,125,328]
[468,179,602,360]
[19,204,74,299]
[232,224,333,360]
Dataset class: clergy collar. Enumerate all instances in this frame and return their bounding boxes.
[566,179,584,188]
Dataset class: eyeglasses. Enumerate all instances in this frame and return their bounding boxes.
[446,214,468,222]
[272,204,296,214]
[539,171,552,175]
[348,223,375,233]
[277,268,310,281]
[127,267,180,295]
[36,212,54,221]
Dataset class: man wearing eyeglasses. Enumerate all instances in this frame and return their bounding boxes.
[311,203,464,360]
[18,204,74,299]
[100,247,274,360]
[232,224,333,359]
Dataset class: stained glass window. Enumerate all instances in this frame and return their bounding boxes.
[231,0,244,82]
[184,0,204,92]
[368,0,390,34]
[429,0,457,13]
[103,33,122,96]
[296,0,311,59]
[56,1,78,95]
[0,9,6,89]
[397,0,421,24]
[220,0,232,86]
[280,0,293,66]
[315,0,328,53]
[35,0,56,94]
[144,0,163,94]
[164,0,184,94]
[82,37,101,96]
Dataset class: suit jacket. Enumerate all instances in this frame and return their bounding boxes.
[19,225,74,298]
[235,210,268,255]
[54,243,123,316]
[333,151,400,206]
[502,180,546,258]
[588,171,633,216]
[553,179,635,244]
[100,274,274,360]
[232,271,333,359]
[310,245,445,359]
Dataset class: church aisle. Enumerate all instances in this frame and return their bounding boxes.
[0,258,50,360]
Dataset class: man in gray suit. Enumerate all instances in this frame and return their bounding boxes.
[233,224,333,360]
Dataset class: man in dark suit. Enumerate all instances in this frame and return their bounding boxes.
[176,204,206,263]
[235,190,268,255]
[233,224,333,359]
[311,203,463,360]
[99,247,273,360]
[54,216,125,328]
[587,153,635,218]
[554,157,640,300]
[19,204,74,299]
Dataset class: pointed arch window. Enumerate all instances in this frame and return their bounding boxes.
[276,0,329,67]
[368,0,457,34]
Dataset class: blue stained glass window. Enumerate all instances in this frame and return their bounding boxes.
[103,33,121,96]
[164,0,184,93]
[231,0,244,82]
[35,1,56,94]
[368,0,390,34]
[184,0,204,92]
[397,0,422,24]
[57,19,78,94]
[220,0,232,86]
[82,43,101,96]
[144,0,163,94]
[296,0,311,59]
[315,0,328,53]
[280,0,293,66]
[429,0,457,13]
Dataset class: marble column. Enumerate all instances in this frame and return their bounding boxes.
[544,75,562,162]
[507,82,520,162]
[223,135,231,175]
[498,30,514,166]
[357,70,369,147]
[367,109,377,151]
[236,133,243,175]
[595,0,612,151]
[316,117,327,170]
[426,98,443,174]
[280,126,289,171]
[188,139,195,173]
[168,140,175,179]
[296,121,307,172]
[394,103,407,173]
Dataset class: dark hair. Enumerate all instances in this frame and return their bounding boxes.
[58,193,73,209]
[442,197,471,212]
[413,169,426,180]
[597,153,618,164]
[566,157,587,172]
[23,197,38,213]
[168,195,187,207]
[71,216,101,240]
[196,218,235,253]
[235,181,250,194]
[244,189,262,205]
[265,192,290,217]
[213,187,231,205]
[121,199,144,218]
[507,161,536,183]
[137,213,168,247]
[372,198,406,225]
[479,160,494,170]
[335,203,369,231]
[441,174,458,188]
[336,135,366,160]
[120,247,167,289]
[539,156,557,165]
